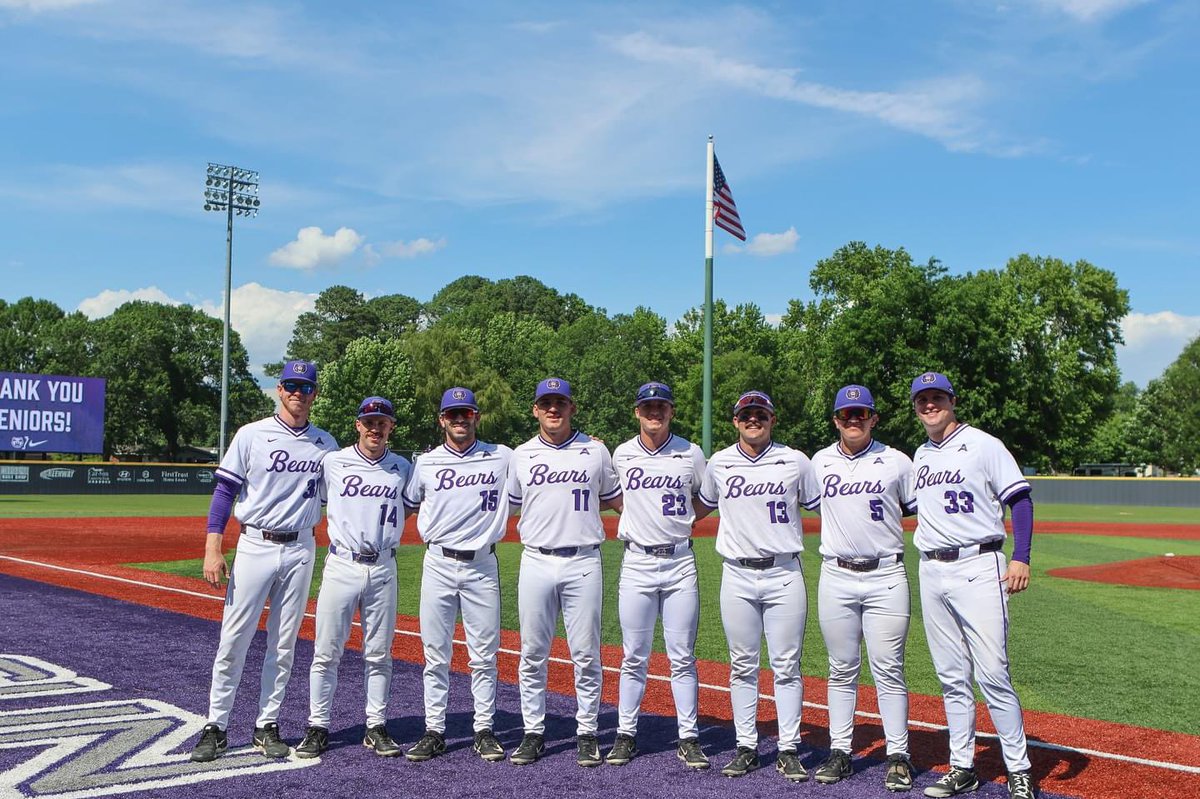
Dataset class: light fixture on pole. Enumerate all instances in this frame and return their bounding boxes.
[203,162,260,460]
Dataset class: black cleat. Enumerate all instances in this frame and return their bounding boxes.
[295,726,329,759]
[404,729,446,762]
[510,732,546,765]
[252,722,289,758]
[190,724,227,763]
[364,725,403,757]
[721,746,760,777]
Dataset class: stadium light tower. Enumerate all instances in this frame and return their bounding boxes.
[203,163,260,460]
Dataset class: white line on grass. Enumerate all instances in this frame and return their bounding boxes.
[3,554,1198,775]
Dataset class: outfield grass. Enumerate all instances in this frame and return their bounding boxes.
[132,529,1200,736]
[3,494,1198,526]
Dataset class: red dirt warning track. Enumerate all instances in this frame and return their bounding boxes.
[1,515,1199,799]
[1049,555,1200,589]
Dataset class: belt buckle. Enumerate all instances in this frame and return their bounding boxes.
[446,548,472,561]
[739,556,772,569]
[933,548,959,562]
[647,544,674,557]
[356,552,379,564]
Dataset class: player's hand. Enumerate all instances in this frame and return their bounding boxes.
[203,549,229,588]
[1003,560,1031,595]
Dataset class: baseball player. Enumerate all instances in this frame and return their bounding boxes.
[294,397,411,760]
[909,372,1036,799]
[401,387,513,763]
[696,390,820,782]
[810,385,916,791]
[505,377,622,768]
[190,360,338,763]
[607,382,711,770]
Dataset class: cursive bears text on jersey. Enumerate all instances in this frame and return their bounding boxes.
[914,465,964,489]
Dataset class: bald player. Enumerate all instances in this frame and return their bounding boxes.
[697,390,820,782]
[294,396,410,760]
[810,385,916,791]
[505,377,622,768]
[910,372,1036,799]
[402,387,512,763]
[608,382,711,770]
[191,360,337,763]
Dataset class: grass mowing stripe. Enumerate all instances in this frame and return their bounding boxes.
[130,530,1200,736]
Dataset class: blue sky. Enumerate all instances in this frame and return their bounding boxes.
[2,0,1197,388]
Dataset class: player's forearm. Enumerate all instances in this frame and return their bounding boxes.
[1006,491,1033,564]
[206,477,239,534]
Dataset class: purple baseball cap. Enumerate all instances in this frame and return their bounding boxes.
[636,381,674,405]
[279,360,318,385]
[534,377,572,401]
[911,371,956,399]
[834,384,876,412]
[440,387,479,412]
[732,390,775,415]
[357,396,395,419]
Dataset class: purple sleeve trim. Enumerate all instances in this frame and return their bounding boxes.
[902,501,918,517]
[206,477,240,534]
[998,479,1031,504]
[1006,490,1033,564]
[600,488,623,501]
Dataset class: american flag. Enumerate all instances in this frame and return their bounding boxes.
[712,153,746,241]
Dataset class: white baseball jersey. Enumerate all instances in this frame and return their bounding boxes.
[698,441,819,560]
[811,438,915,560]
[506,431,621,548]
[404,440,514,550]
[216,415,337,530]
[612,433,706,546]
[322,445,411,553]
[912,424,1029,551]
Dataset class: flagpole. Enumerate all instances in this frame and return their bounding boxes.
[703,136,715,457]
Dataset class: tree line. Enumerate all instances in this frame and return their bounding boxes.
[3,242,1197,474]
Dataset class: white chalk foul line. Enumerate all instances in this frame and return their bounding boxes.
[3,554,1198,775]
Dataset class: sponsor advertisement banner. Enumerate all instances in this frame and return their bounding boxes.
[0,462,217,494]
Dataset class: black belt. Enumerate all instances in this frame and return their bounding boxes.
[625,540,693,557]
[243,525,299,543]
[736,553,798,570]
[329,543,393,564]
[429,543,496,561]
[923,539,1003,562]
[535,544,600,557]
[836,553,904,572]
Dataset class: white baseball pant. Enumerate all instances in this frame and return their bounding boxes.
[920,550,1031,772]
[517,546,603,736]
[206,531,315,730]
[818,557,910,756]
[420,546,501,734]
[720,555,806,751]
[615,545,700,739]
[308,549,398,729]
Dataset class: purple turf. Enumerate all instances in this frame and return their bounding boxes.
[0,574,1070,798]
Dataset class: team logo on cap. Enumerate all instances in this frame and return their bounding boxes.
[294,363,309,374]
[546,379,561,390]
[846,388,861,400]
[452,389,466,400]
[920,373,936,384]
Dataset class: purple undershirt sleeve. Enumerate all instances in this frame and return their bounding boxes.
[1006,490,1033,564]
[206,477,239,534]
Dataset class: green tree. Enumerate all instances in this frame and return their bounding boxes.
[93,301,268,458]
[310,337,416,451]
[270,286,423,374]
[1133,335,1200,474]
[1078,381,1140,465]
[0,297,93,376]
[425,275,592,331]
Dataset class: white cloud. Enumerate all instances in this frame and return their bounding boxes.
[1031,0,1149,22]
[196,283,317,381]
[724,226,800,257]
[268,226,364,270]
[609,32,1019,156]
[77,286,180,317]
[363,237,447,265]
[1117,311,1200,386]
[80,283,317,384]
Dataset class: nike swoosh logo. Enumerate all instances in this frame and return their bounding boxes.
[887,583,902,590]
[268,437,281,442]
[28,440,48,447]
[783,580,794,587]
[582,572,592,578]
[967,574,980,582]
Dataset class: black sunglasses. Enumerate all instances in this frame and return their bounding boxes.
[736,409,771,423]
[281,381,316,395]
[834,407,873,421]
[443,408,478,420]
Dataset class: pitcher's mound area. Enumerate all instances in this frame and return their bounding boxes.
[1049,555,1200,589]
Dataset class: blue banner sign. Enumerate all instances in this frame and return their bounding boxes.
[0,372,107,454]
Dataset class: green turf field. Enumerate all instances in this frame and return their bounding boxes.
[5,493,1196,733]
[131,529,1200,736]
